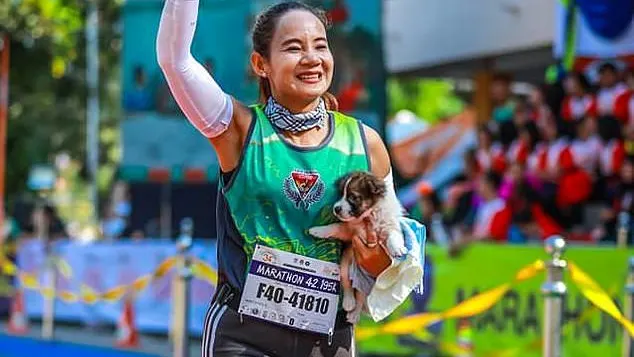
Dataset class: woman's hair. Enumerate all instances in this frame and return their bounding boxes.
[252,1,339,111]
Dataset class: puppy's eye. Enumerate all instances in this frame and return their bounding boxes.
[348,194,360,203]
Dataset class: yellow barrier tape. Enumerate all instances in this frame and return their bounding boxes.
[443,284,511,320]
[0,242,18,255]
[486,284,621,357]
[0,252,221,305]
[1,259,17,276]
[192,259,218,285]
[154,257,177,279]
[19,272,39,290]
[101,286,127,303]
[0,253,74,279]
[568,262,634,338]
[80,284,99,305]
[355,260,545,340]
[132,274,151,292]
[473,284,609,357]
[59,290,78,303]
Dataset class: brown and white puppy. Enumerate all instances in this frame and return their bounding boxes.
[309,171,406,323]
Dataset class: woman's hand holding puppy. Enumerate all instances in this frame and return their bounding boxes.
[351,219,391,278]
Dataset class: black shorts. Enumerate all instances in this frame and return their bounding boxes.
[201,284,355,357]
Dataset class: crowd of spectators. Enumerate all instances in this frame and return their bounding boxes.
[416,63,634,249]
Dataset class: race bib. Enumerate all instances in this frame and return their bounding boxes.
[238,245,340,335]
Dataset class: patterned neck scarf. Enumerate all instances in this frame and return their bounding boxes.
[264,96,327,133]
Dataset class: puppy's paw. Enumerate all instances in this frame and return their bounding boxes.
[342,292,356,312]
[346,309,361,324]
[308,226,331,239]
[386,238,408,258]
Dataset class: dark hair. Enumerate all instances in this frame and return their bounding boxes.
[251,1,338,110]
[492,72,512,84]
[598,117,622,142]
[567,71,590,92]
[483,170,502,191]
[598,62,618,75]
[520,121,540,150]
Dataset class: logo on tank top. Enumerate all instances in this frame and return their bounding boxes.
[282,170,325,210]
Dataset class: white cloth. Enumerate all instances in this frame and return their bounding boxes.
[156,0,233,138]
[365,217,426,322]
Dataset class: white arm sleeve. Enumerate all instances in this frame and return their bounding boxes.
[383,170,399,202]
[156,0,233,138]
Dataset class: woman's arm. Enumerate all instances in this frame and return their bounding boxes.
[364,126,391,179]
[156,0,251,172]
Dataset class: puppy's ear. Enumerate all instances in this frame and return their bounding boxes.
[368,176,387,197]
[335,174,349,194]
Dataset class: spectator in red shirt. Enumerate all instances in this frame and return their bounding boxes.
[570,116,602,177]
[528,85,555,129]
[615,68,634,125]
[449,171,512,256]
[507,121,540,167]
[476,125,506,175]
[597,62,628,118]
[561,71,597,122]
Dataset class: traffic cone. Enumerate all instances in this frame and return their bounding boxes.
[6,289,29,335]
[115,296,139,348]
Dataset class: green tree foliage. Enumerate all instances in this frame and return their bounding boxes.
[2,0,122,212]
[387,77,465,124]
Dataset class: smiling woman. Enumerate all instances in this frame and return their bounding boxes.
[156,1,398,356]
[251,5,336,112]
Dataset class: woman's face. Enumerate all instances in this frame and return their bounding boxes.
[256,10,334,109]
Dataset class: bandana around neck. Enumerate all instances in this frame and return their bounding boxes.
[264,96,327,133]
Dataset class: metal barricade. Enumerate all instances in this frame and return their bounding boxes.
[172,218,193,357]
[541,236,567,357]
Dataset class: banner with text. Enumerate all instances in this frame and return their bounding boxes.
[358,244,634,357]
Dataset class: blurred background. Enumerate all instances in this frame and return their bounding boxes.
[1,0,634,356]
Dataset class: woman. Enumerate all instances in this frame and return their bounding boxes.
[157,1,402,356]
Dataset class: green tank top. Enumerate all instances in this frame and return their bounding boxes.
[220,105,370,276]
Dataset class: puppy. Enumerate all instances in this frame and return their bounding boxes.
[309,171,407,323]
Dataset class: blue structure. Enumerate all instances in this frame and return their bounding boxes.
[0,334,161,357]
